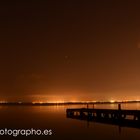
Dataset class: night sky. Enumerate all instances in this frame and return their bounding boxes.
[0,0,140,102]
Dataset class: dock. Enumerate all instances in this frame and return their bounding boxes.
[66,104,140,129]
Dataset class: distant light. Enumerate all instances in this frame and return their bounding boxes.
[39,102,43,104]
[32,101,43,104]
[0,101,8,103]
[46,100,65,104]
[18,102,22,104]
[110,100,115,103]
[32,102,36,104]
[92,101,97,103]
[56,100,65,103]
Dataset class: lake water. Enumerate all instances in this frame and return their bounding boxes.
[0,103,140,140]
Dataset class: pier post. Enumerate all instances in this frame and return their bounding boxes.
[118,103,122,119]
[93,104,94,109]
[87,103,89,109]
[118,104,121,110]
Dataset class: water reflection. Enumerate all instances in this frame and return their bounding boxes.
[0,104,140,140]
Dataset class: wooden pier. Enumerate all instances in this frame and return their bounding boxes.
[66,105,140,129]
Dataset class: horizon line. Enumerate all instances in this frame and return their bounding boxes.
[0,100,140,105]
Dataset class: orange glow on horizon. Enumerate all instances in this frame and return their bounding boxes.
[110,100,115,103]
[0,101,8,103]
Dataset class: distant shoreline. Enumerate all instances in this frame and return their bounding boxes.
[0,101,140,106]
